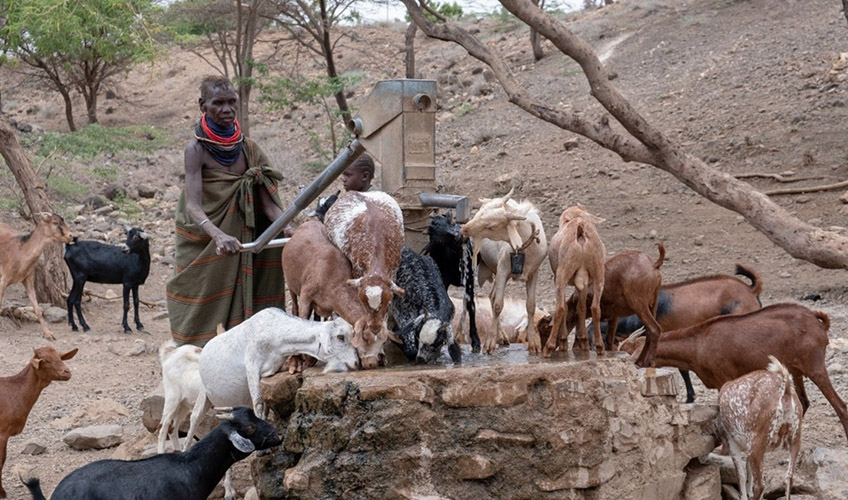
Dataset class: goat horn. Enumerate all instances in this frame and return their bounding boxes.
[213,406,234,412]
[621,327,646,349]
[502,187,514,201]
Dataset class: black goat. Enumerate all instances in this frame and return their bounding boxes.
[421,212,480,353]
[64,227,150,333]
[390,246,460,364]
[19,406,280,500]
[313,190,340,223]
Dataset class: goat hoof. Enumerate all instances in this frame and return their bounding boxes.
[82,326,91,332]
[70,325,79,332]
[123,328,132,334]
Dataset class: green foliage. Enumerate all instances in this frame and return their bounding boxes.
[456,103,474,116]
[113,191,141,219]
[405,1,464,23]
[156,0,236,43]
[0,0,159,64]
[20,125,169,160]
[48,175,88,200]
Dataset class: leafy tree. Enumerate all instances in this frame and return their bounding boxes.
[265,0,362,127]
[0,0,157,131]
[160,0,271,136]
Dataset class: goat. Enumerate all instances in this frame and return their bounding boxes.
[312,190,340,223]
[715,356,802,500]
[451,296,550,346]
[625,303,848,442]
[19,406,281,500]
[600,264,763,403]
[563,242,664,367]
[0,346,77,499]
[421,211,480,353]
[389,246,459,364]
[158,340,203,453]
[544,206,606,357]
[460,189,548,354]
[282,220,386,369]
[64,227,150,333]
[0,213,73,340]
[324,191,404,368]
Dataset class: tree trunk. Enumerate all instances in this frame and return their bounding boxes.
[0,117,68,304]
[320,0,351,126]
[401,0,848,269]
[83,87,99,124]
[58,85,76,132]
[406,22,417,78]
[530,0,544,61]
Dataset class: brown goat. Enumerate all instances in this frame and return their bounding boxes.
[282,220,387,369]
[627,303,848,442]
[0,346,78,498]
[715,356,803,500]
[545,206,606,356]
[0,213,73,340]
[564,242,665,367]
[324,192,404,369]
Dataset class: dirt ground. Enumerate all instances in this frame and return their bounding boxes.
[2,0,848,497]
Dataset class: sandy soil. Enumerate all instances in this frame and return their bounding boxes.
[1,0,848,497]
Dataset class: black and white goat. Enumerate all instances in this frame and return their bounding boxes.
[63,227,150,333]
[390,246,460,364]
[421,212,480,353]
[19,406,280,500]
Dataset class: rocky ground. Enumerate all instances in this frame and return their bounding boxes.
[1,0,848,498]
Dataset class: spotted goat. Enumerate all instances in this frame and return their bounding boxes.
[324,191,405,368]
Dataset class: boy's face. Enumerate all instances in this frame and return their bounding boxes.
[342,166,371,192]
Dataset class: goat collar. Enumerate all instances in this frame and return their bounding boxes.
[510,222,540,253]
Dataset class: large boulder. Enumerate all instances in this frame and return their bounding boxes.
[253,349,718,500]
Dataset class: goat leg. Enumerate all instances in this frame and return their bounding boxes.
[806,369,848,442]
[132,285,145,332]
[680,370,696,403]
[24,275,54,340]
[0,434,7,499]
[121,286,132,333]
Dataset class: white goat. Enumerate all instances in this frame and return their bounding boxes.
[716,355,803,500]
[450,296,550,346]
[157,340,203,453]
[460,189,548,354]
[185,308,359,500]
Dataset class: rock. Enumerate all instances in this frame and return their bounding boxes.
[64,424,124,450]
[778,271,792,278]
[104,289,119,299]
[137,185,157,199]
[93,205,115,216]
[111,432,157,461]
[255,353,716,499]
[127,339,148,357]
[470,145,478,154]
[795,195,811,204]
[840,191,848,204]
[20,442,47,456]
[811,447,848,499]
[563,138,579,151]
[103,183,127,201]
[456,454,496,480]
[153,311,170,321]
[43,306,67,323]
[682,463,720,500]
[637,367,679,397]
[693,235,704,246]
[83,195,109,210]
[79,398,131,423]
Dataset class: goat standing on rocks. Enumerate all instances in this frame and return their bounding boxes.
[461,189,548,354]
[324,191,405,368]
[544,206,606,356]
[0,213,73,340]
[390,246,459,364]
[64,227,150,333]
[715,356,803,500]
[0,346,78,499]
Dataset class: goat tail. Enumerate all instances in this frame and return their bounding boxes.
[654,241,666,269]
[767,355,794,401]
[813,310,830,331]
[734,263,762,295]
[16,467,48,500]
[159,339,178,365]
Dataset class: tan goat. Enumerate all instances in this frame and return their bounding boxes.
[0,213,73,340]
[544,206,606,356]
[450,295,550,345]
[716,356,803,500]
[461,189,548,354]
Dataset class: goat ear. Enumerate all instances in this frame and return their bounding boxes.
[228,431,256,453]
[30,358,42,370]
[390,282,405,296]
[60,348,78,360]
[347,278,362,288]
[506,212,526,222]
[139,231,149,240]
[588,214,605,224]
[38,212,52,222]
[387,331,402,344]
[478,197,491,204]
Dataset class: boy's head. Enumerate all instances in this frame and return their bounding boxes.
[341,154,375,192]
